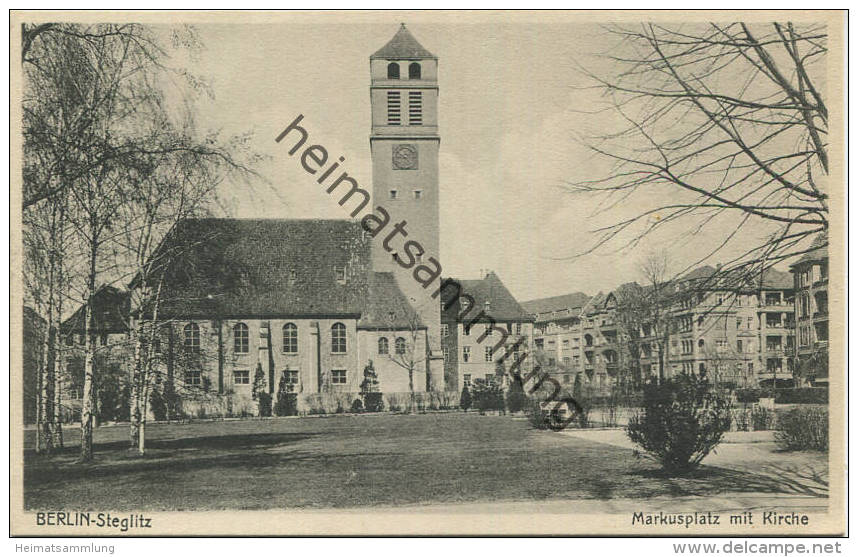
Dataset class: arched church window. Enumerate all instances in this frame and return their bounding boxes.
[184,323,200,354]
[378,337,389,355]
[282,323,298,353]
[233,322,249,354]
[408,62,421,79]
[331,323,347,353]
[387,62,400,79]
[395,337,406,355]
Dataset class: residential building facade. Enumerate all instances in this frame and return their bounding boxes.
[791,233,829,386]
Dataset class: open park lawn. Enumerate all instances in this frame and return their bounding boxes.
[23,413,823,511]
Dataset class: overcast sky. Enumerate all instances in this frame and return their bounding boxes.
[169,15,799,302]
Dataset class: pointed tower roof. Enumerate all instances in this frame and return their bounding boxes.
[371,23,436,60]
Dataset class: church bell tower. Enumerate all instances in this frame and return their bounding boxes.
[370,24,443,390]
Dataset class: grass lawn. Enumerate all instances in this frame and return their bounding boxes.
[22,413,818,511]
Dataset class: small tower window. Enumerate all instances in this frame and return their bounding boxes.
[389,189,398,199]
[387,91,401,125]
[413,189,422,199]
[387,62,400,79]
[408,62,421,79]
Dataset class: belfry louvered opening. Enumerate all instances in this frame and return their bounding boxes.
[387,91,401,125]
[408,91,422,125]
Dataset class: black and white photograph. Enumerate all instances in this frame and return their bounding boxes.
[10,10,846,537]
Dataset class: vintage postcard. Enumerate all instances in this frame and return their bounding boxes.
[9,10,846,536]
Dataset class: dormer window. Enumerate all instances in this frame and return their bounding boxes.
[484,301,491,312]
[289,269,297,283]
[387,62,400,79]
[335,266,346,282]
[408,62,421,79]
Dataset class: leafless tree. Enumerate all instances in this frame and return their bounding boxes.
[22,22,258,461]
[383,305,429,414]
[572,23,828,279]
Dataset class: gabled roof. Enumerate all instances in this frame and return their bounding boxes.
[682,265,719,282]
[371,23,436,60]
[790,233,828,267]
[61,285,130,333]
[358,272,425,329]
[520,292,591,321]
[758,268,794,290]
[154,218,372,319]
[441,272,532,322]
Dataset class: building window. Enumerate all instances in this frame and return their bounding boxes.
[232,323,249,354]
[335,266,346,282]
[484,346,493,362]
[183,323,200,354]
[289,269,297,283]
[463,374,472,388]
[737,339,743,353]
[387,91,401,125]
[408,62,421,79]
[462,346,471,362]
[563,374,571,384]
[463,324,470,336]
[331,369,347,384]
[408,91,422,125]
[441,324,449,337]
[184,369,201,386]
[284,369,299,385]
[387,62,400,79]
[443,347,450,362]
[100,333,108,346]
[515,322,522,335]
[331,323,347,353]
[484,300,491,312]
[153,338,161,354]
[378,336,389,354]
[282,323,298,353]
[413,189,422,199]
[395,337,406,355]
[389,189,398,200]
[233,370,250,385]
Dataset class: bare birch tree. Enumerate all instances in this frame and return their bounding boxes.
[22,22,259,461]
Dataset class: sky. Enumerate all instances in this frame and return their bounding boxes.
[162,15,806,303]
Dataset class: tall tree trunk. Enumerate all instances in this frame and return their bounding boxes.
[79,247,97,462]
[130,311,143,449]
[36,216,58,454]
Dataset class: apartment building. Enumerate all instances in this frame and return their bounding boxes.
[790,233,829,386]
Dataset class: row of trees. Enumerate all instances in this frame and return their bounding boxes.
[22,23,257,461]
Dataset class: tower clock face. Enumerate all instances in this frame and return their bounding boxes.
[392,144,418,170]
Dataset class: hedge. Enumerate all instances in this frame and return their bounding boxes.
[774,388,828,405]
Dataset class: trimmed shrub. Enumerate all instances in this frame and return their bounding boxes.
[363,392,384,413]
[506,375,527,413]
[257,392,272,417]
[150,387,167,422]
[460,385,472,412]
[735,388,761,404]
[471,380,504,413]
[626,373,732,475]
[275,392,298,417]
[350,398,364,413]
[775,407,828,451]
[775,388,828,405]
[525,398,550,430]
